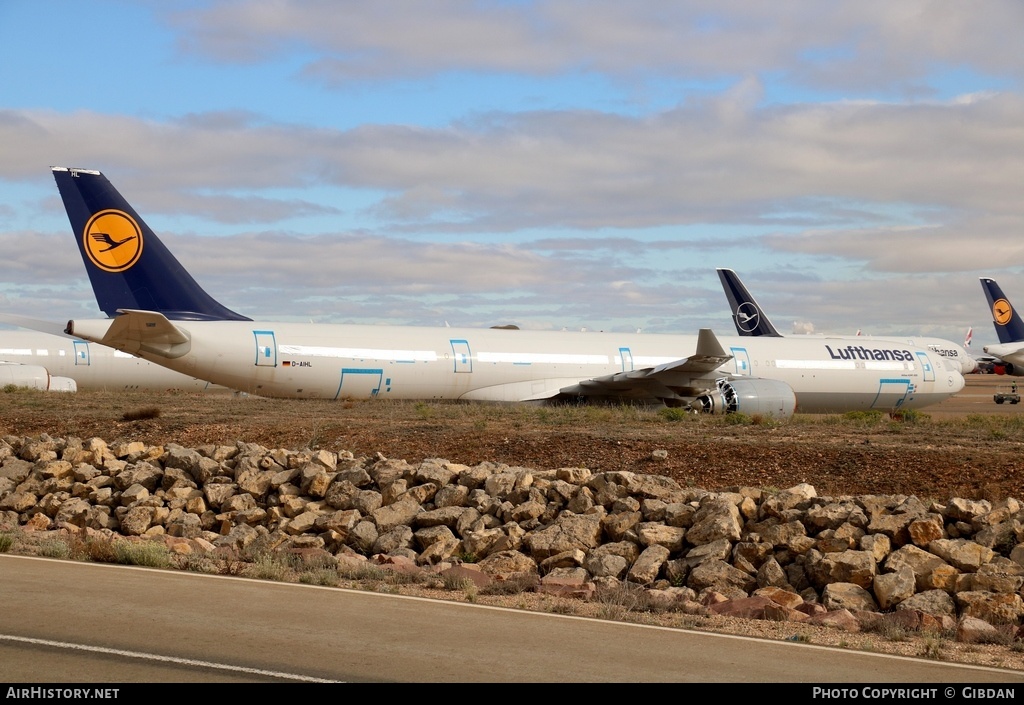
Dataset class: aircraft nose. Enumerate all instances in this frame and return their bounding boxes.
[938,358,965,393]
[949,370,966,393]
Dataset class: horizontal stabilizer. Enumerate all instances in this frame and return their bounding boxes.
[68,310,192,359]
[984,341,1024,361]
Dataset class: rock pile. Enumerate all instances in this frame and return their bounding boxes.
[2,433,1023,642]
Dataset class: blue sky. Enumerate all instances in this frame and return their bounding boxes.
[2,0,1023,350]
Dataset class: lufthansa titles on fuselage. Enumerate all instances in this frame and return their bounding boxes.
[825,344,915,362]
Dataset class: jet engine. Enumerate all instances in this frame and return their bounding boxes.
[691,378,797,419]
[0,363,77,392]
[0,363,53,390]
[47,376,78,392]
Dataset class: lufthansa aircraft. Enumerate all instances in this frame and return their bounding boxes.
[978,278,1024,376]
[0,324,222,393]
[716,268,978,375]
[49,167,965,417]
[1,315,76,391]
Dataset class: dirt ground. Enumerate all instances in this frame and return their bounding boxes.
[3,374,1024,503]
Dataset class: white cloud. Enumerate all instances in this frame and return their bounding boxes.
[3,0,1023,348]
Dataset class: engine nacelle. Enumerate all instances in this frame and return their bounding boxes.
[1002,363,1024,377]
[0,364,77,392]
[0,363,52,391]
[692,378,797,419]
[48,376,79,393]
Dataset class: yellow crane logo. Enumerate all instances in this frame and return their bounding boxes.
[83,209,143,272]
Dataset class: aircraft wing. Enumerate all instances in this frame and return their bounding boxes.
[0,313,72,337]
[543,328,734,405]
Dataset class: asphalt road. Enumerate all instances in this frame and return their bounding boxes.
[1,555,1021,684]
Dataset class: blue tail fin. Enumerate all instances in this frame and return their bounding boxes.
[716,268,783,337]
[52,167,251,322]
[981,277,1024,344]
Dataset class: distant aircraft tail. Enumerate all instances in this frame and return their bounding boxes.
[51,167,251,321]
[964,326,973,349]
[980,278,1024,344]
[716,268,783,337]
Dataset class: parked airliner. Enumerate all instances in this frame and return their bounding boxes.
[0,325,222,393]
[717,268,978,375]
[979,277,1024,376]
[48,167,964,417]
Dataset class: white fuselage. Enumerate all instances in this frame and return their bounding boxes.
[0,330,220,392]
[67,318,965,412]
[853,335,976,375]
[783,334,976,375]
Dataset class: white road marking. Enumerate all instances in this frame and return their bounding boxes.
[0,633,341,683]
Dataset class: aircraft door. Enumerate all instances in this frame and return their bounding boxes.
[871,378,912,409]
[619,347,634,372]
[253,330,277,367]
[73,340,90,366]
[336,368,384,399]
[728,346,752,375]
[915,351,936,382]
[450,339,472,373]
